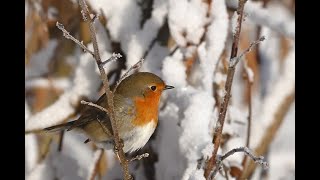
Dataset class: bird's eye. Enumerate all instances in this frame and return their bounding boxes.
[150,86,157,91]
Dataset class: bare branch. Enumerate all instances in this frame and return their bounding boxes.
[204,0,248,178]
[130,153,149,162]
[56,22,94,56]
[78,0,132,179]
[210,147,268,178]
[57,131,64,152]
[241,91,295,179]
[81,100,109,114]
[229,36,265,68]
[102,53,122,66]
[87,149,104,180]
[113,58,144,93]
[241,61,253,169]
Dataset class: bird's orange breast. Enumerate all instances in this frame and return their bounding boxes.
[132,91,161,127]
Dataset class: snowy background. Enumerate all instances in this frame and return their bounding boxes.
[25,0,295,179]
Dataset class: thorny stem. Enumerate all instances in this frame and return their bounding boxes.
[78,0,132,179]
[204,0,247,178]
[210,147,268,179]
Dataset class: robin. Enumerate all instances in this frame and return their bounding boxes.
[44,72,174,153]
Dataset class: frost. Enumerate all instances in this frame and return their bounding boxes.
[231,11,239,37]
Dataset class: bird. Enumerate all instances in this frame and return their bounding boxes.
[44,72,174,153]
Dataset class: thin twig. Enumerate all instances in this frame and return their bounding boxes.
[130,153,149,162]
[113,59,144,93]
[229,36,265,68]
[204,0,247,178]
[78,1,132,179]
[81,100,109,114]
[57,131,64,152]
[56,22,94,56]
[87,149,104,180]
[241,61,253,171]
[223,164,229,180]
[210,147,268,179]
[102,52,122,66]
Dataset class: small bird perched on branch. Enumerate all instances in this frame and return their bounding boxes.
[44,72,174,153]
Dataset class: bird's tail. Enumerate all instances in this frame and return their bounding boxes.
[44,121,77,132]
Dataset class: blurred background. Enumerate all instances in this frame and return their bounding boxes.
[25,0,295,179]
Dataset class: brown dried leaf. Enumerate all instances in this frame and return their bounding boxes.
[229,166,242,178]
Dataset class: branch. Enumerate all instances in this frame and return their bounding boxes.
[77,0,132,179]
[241,91,295,179]
[57,131,64,152]
[130,153,149,162]
[241,61,253,168]
[229,36,265,68]
[87,149,104,180]
[102,52,122,66]
[81,100,109,114]
[56,22,94,56]
[204,0,247,178]
[210,147,268,178]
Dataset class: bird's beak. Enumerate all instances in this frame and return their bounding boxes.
[164,85,174,90]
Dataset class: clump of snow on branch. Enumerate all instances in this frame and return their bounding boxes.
[227,0,295,38]
[89,0,141,53]
[126,0,168,67]
[168,0,208,46]
[162,50,187,88]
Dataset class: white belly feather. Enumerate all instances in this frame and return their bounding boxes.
[123,120,156,153]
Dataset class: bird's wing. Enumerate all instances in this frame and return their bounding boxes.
[45,94,110,132]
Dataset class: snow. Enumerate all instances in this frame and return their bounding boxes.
[162,50,187,88]
[26,40,58,78]
[168,0,208,46]
[26,160,54,180]
[89,0,141,53]
[86,149,103,180]
[126,0,168,67]
[25,77,71,90]
[25,52,100,131]
[25,102,39,175]
[227,0,295,39]
[198,0,228,92]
